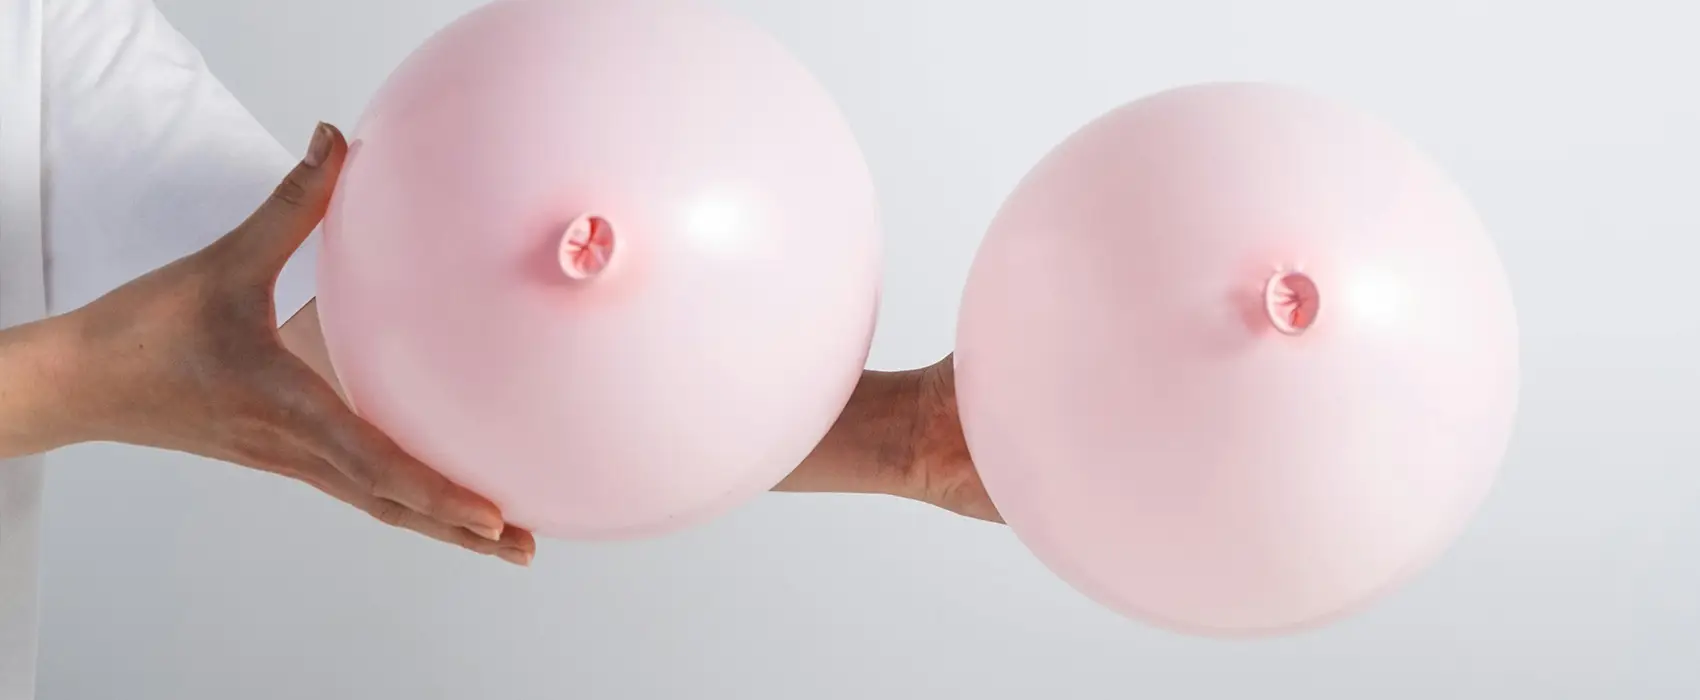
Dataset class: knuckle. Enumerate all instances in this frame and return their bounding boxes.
[450,529,488,552]
[353,433,426,502]
[269,176,311,208]
[369,499,410,528]
[418,473,454,516]
[930,470,974,512]
[338,451,383,493]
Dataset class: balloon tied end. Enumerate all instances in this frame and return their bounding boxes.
[1263,270,1319,336]
[559,214,616,280]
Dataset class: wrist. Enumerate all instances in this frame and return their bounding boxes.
[776,368,926,496]
[0,315,101,455]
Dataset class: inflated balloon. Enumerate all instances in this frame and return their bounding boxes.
[317,0,881,540]
[955,83,1519,636]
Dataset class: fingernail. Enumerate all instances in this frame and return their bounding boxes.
[305,123,333,167]
[498,548,533,567]
[471,521,505,542]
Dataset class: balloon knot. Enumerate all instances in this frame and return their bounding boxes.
[1264,270,1319,335]
[559,214,616,280]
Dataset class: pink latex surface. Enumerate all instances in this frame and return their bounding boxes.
[317,0,882,540]
[955,83,1520,636]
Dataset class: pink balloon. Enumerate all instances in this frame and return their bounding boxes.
[955,83,1519,635]
[317,0,882,540]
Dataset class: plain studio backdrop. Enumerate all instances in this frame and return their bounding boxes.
[34,0,1700,698]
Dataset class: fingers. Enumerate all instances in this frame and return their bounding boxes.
[316,401,508,541]
[365,496,537,566]
[223,123,350,275]
[296,462,536,565]
[946,483,1004,524]
[332,419,510,543]
[264,360,509,542]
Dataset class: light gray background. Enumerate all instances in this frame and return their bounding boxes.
[35,0,1700,698]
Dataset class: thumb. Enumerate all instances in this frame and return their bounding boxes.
[228,122,349,273]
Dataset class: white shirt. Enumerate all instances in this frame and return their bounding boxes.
[1,1,318,695]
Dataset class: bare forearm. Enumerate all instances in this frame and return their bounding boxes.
[0,317,89,458]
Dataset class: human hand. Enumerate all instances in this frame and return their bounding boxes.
[776,355,1001,523]
[52,123,535,565]
[897,356,1000,522]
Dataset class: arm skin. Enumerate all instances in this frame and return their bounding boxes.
[0,318,89,458]
[0,124,537,563]
[2,296,364,458]
[1,302,380,455]
[2,304,423,457]
[0,299,334,459]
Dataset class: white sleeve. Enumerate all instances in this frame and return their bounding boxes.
[41,0,318,326]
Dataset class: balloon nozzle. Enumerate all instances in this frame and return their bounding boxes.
[1263,270,1319,335]
[559,214,615,280]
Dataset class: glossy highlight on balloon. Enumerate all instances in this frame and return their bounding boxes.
[954,82,1520,636]
[317,0,882,540]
